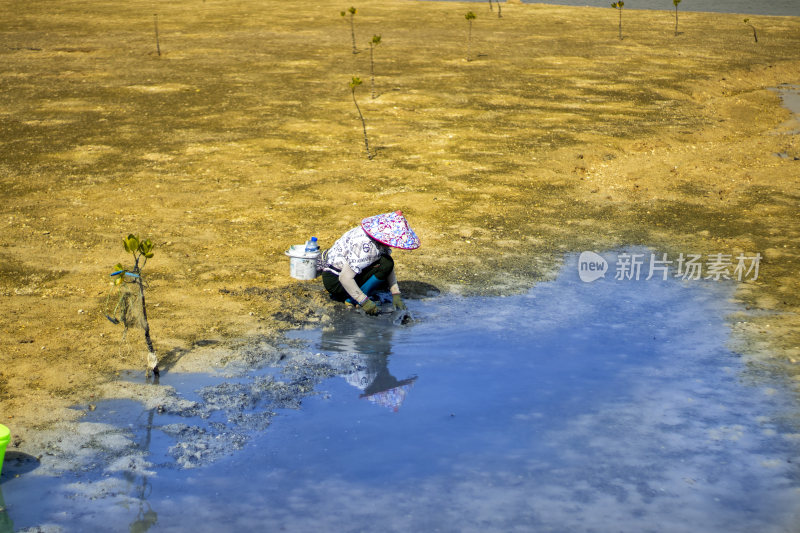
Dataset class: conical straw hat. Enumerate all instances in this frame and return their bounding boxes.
[361,210,420,250]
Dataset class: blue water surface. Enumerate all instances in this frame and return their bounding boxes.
[435,0,800,17]
[1,252,798,532]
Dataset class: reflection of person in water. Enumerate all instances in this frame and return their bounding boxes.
[320,305,417,411]
[318,211,420,316]
[340,353,417,412]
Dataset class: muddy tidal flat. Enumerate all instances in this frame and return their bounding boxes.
[1,0,799,461]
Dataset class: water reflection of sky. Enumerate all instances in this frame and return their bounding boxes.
[2,252,799,532]
[429,0,800,17]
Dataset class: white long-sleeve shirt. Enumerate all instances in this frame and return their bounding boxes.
[320,226,400,304]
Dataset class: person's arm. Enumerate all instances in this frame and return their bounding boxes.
[386,269,400,295]
[339,264,369,305]
[384,267,406,310]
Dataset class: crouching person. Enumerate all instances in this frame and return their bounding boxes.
[319,211,420,315]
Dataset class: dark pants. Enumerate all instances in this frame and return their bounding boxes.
[322,255,394,302]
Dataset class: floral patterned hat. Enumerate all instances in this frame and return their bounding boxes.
[361,210,421,250]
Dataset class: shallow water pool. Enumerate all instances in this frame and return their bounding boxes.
[1,252,799,532]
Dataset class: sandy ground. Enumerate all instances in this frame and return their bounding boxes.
[1,0,799,451]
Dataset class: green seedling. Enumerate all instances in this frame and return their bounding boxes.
[369,34,381,99]
[743,18,758,42]
[107,234,159,378]
[341,7,358,54]
[465,11,476,62]
[611,1,624,40]
[673,0,681,36]
[350,77,372,160]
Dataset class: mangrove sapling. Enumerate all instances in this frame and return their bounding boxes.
[744,18,758,42]
[341,7,358,54]
[107,234,159,378]
[465,11,476,62]
[498,1,502,18]
[611,1,624,40]
[350,77,373,160]
[488,0,493,12]
[673,0,681,36]
[369,34,381,99]
[153,14,161,56]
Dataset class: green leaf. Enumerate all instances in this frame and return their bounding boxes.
[144,252,154,259]
[124,234,139,254]
[139,239,154,255]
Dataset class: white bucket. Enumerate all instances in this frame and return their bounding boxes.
[285,245,320,280]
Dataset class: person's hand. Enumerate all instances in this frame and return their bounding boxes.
[392,293,406,310]
[362,299,379,316]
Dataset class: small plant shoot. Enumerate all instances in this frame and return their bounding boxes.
[107,234,159,378]
[673,0,681,36]
[349,77,373,160]
[341,7,358,54]
[743,18,758,42]
[611,1,624,40]
[369,34,381,99]
[153,14,161,56]
[465,11,476,62]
